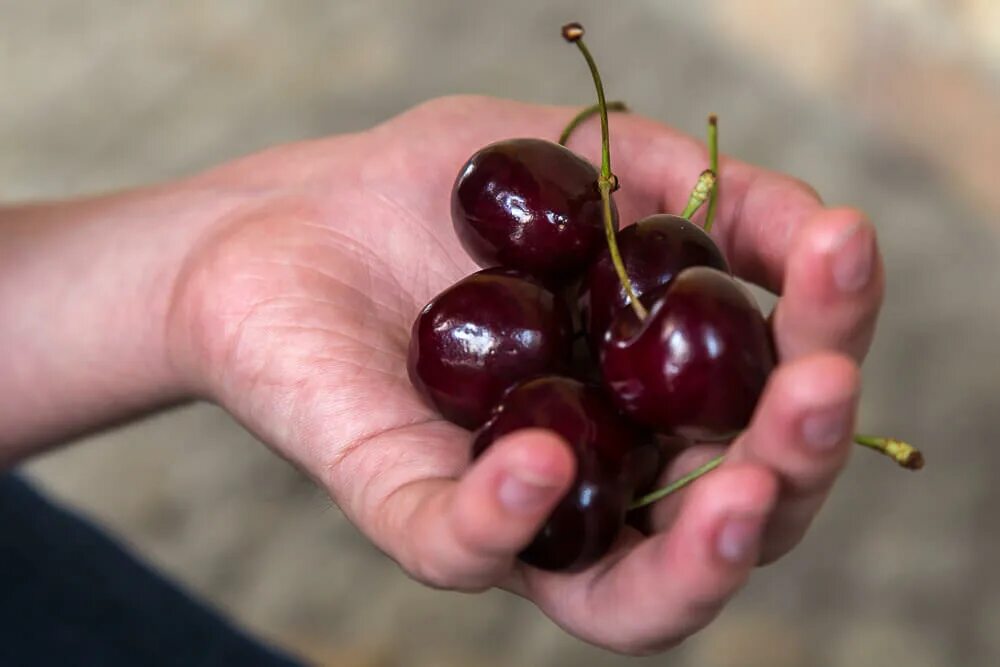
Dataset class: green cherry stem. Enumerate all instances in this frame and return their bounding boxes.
[566,23,924,514]
[630,431,925,510]
[558,100,628,146]
[704,114,720,233]
[854,434,925,470]
[680,169,717,219]
[629,454,724,511]
[563,22,646,320]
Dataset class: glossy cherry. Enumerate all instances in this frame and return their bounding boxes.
[408,268,573,429]
[451,138,618,284]
[472,376,652,571]
[580,214,729,347]
[601,266,775,441]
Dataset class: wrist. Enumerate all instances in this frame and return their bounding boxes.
[0,178,264,456]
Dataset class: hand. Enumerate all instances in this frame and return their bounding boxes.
[166,95,883,654]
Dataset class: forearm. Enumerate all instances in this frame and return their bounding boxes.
[0,183,234,464]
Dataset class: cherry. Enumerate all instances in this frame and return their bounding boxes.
[601,266,775,441]
[472,376,652,571]
[623,435,694,534]
[408,268,573,429]
[625,434,683,496]
[580,213,729,348]
[406,20,925,555]
[451,138,618,284]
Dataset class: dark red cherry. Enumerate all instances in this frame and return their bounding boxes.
[451,138,617,283]
[626,434,689,496]
[472,376,652,572]
[600,267,775,441]
[580,214,728,347]
[408,268,573,429]
[623,435,689,535]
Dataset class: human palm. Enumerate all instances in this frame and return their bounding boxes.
[168,96,883,653]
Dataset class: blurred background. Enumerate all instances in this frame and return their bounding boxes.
[3,1,999,665]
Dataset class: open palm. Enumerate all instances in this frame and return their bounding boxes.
[167,96,883,653]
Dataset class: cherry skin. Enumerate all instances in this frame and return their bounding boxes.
[626,434,689,496]
[600,266,775,441]
[451,138,617,284]
[472,376,653,572]
[408,268,573,429]
[580,214,729,348]
[623,435,689,535]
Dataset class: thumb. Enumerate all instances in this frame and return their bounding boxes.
[396,428,576,591]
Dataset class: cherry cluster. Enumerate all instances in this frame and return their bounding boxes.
[408,23,921,572]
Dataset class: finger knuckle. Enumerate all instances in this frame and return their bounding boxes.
[400,541,498,593]
[402,549,459,590]
[790,176,824,205]
[398,94,497,125]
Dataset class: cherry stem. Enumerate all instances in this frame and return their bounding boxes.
[563,22,646,320]
[630,432,923,511]
[854,434,925,470]
[680,169,717,219]
[628,454,724,510]
[558,100,628,146]
[704,114,720,233]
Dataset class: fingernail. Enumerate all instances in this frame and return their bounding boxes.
[831,221,874,293]
[716,515,764,564]
[801,400,853,451]
[498,469,560,514]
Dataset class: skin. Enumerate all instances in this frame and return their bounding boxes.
[0,96,883,654]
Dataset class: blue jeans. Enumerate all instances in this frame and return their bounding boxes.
[0,473,304,666]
